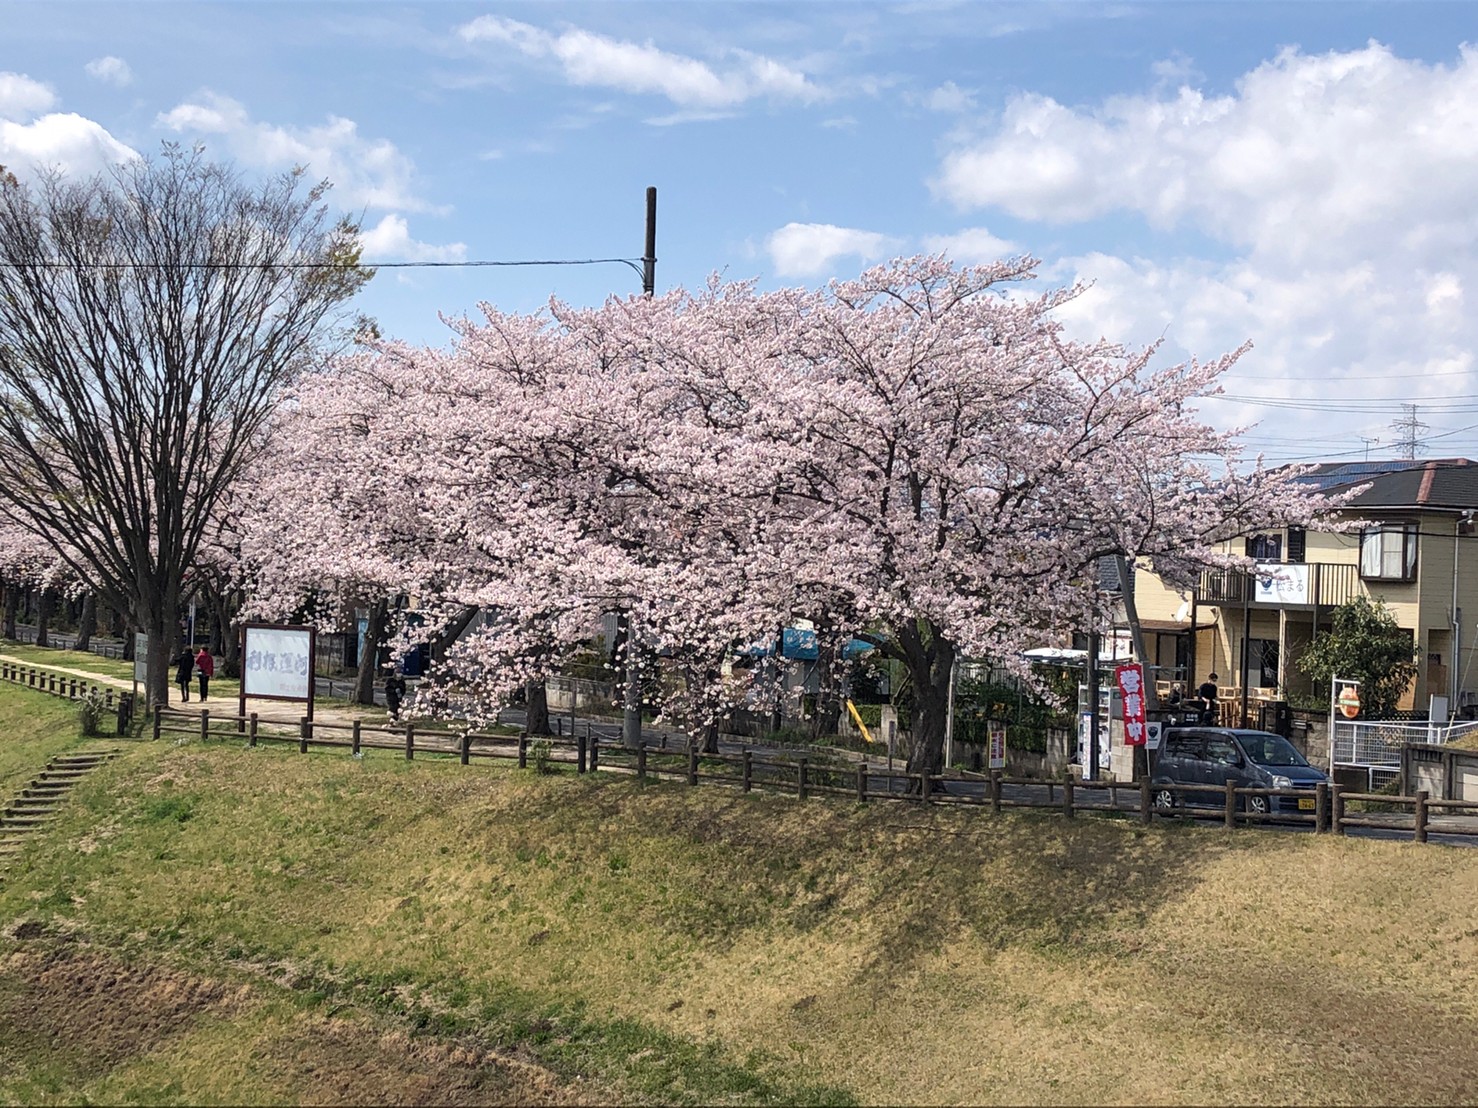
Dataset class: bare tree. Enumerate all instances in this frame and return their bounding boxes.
[0,149,370,706]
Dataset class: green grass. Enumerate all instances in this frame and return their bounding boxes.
[0,686,107,796]
[3,680,1478,1103]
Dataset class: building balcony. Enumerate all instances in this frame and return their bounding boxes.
[1196,562,1360,609]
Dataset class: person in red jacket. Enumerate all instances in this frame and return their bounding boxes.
[195,647,215,701]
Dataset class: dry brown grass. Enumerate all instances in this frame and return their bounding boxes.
[3,733,1478,1104]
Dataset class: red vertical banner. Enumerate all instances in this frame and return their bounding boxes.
[1117,662,1148,746]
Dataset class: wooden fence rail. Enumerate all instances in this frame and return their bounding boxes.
[9,669,1477,844]
[1,659,126,720]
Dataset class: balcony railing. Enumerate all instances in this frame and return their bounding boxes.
[1196,562,1359,608]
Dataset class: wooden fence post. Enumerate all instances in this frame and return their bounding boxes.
[201,709,210,743]
[1225,779,1237,829]
[921,772,932,804]
[300,716,310,753]
[798,757,808,801]
[992,771,1003,816]
[589,728,599,772]
[460,731,471,766]
[518,733,528,769]
[1415,789,1429,844]
[69,678,78,699]
[1139,777,1151,825]
[857,764,867,803]
[687,745,698,786]
[249,712,259,748]
[577,732,587,774]
[1063,772,1074,819]
[152,709,162,741]
[351,719,361,756]
[742,749,752,792]
[404,722,414,761]
[1331,783,1346,836]
[637,742,647,782]
[1315,781,1329,833]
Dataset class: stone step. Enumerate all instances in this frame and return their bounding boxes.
[1,817,54,829]
[8,798,60,810]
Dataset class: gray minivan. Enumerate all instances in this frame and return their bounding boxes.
[1152,727,1327,814]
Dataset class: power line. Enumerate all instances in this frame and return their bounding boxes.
[0,256,648,276]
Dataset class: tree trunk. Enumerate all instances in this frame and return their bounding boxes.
[701,721,720,755]
[142,598,181,710]
[2,584,17,640]
[353,598,388,706]
[35,588,53,647]
[109,603,126,641]
[74,592,97,652]
[900,621,957,788]
[524,679,551,736]
[810,629,842,741]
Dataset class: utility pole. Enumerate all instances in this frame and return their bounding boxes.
[623,187,657,749]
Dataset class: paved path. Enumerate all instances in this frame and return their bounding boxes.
[0,654,132,690]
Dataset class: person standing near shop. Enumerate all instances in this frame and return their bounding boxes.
[194,646,215,701]
[1197,672,1220,723]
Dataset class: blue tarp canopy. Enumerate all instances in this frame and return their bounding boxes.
[739,628,877,660]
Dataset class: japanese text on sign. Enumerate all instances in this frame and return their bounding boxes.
[1116,662,1148,747]
[242,627,312,700]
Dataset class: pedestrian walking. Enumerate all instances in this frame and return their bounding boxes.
[384,667,406,721]
[172,645,195,703]
[195,646,215,701]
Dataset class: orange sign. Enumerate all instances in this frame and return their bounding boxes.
[1338,686,1361,719]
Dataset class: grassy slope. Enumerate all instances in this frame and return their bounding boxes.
[2,682,1478,1103]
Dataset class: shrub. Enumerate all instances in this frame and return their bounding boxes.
[530,739,555,775]
[78,687,109,737]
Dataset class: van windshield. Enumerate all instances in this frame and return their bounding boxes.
[1239,734,1309,767]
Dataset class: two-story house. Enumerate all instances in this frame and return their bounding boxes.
[1130,459,1478,722]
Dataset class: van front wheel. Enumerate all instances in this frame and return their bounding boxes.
[1153,788,1176,811]
[1243,793,1270,817]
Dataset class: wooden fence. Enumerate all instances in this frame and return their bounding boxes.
[1,660,130,725]
[6,665,1473,846]
[141,704,1478,845]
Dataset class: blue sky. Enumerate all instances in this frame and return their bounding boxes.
[5,1,1478,464]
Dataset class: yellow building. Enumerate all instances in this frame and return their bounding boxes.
[1130,459,1478,721]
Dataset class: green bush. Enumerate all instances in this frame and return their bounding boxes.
[77,688,109,737]
[530,739,555,775]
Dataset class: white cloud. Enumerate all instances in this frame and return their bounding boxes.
[84,56,133,87]
[924,80,975,113]
[0,113,137,178]
[157,92,437,212]
[933,42,1478,459]
[457,16,824,109]
[766,222,900,278]
[935,41,1478,267]
[922,227,1017,264]
[358,214,466,263]
[0,72,57,121]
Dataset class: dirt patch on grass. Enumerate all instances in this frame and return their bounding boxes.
[0,944,238,1075]
[0,941,595,1104]
[254,1019,595,1106]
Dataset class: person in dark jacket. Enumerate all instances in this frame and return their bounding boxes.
[1197,672,1219,723]
[173,646,195,703]
[384,668,406,721]
[194,647,215,701]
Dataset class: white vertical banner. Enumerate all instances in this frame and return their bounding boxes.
[242,626,313,701]
[133,633,148,684]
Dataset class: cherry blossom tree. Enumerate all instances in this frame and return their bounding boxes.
[244,256,1336,774]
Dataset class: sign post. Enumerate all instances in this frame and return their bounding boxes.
[987,726,1006,771]
[238,623,317,734]
[1328,676,1361,775]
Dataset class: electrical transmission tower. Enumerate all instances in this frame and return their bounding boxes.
[1390,404,1427,460]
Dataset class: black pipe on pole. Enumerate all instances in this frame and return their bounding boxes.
[642,186,657,296]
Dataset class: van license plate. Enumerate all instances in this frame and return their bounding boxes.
[1298,797,1315,811]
